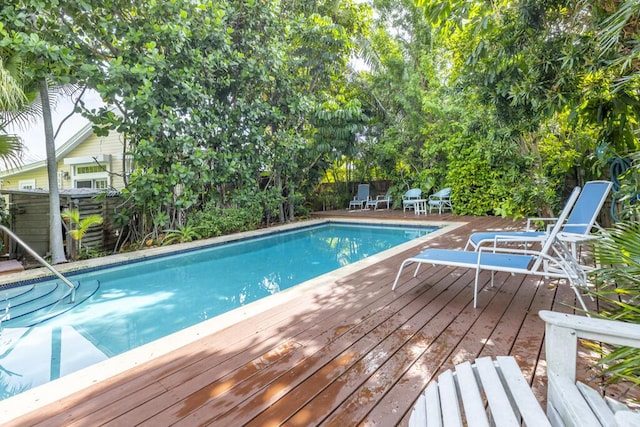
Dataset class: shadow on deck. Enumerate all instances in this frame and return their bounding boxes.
[3,210,604,426]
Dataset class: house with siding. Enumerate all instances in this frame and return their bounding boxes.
[0,123,130,191]
[0,124,128,258]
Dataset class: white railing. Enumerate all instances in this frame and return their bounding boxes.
[0,225,76,303]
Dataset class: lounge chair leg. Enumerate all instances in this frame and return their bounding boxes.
[474,268,481,308]
[573,287,588,312]
[392,260,412,291]
[414,264,421,277]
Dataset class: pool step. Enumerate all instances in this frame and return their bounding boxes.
[1,282,61,306]
[1,280,100,327]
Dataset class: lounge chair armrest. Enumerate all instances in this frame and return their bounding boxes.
[477,244,547,256]
[556,232,601,243]
[539,311,640,348]
[491,234,545,243]
[560,222,600,234]
[486,234,545,249]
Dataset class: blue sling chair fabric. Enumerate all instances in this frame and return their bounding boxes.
[465,181,612,256]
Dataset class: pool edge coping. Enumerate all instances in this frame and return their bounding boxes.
[0,217,467,423]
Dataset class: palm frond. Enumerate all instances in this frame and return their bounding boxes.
[79,214,104,230]
[61,208,81,224]
[0,58,27,111]
[0,134,24,170]
[586,220,640,392]
[2,79,81,130]
[597,0,640,70]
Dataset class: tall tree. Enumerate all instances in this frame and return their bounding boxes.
[39,79,67,263]
[45,0,371,235]
[1,2,81,262]
[265,0,370,221]
[420,0,640,159]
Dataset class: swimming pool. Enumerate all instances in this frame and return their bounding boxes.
[0,220,438,401]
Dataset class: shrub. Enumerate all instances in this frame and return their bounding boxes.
[191,203,261,238]
[586,221,640,392]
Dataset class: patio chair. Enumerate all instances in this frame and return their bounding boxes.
[367,189,392,210]
[427,187,452,214]
[402,188,423,212]
[408,310,640,427]
[348,184,370,210]
[464,180,612,258]
[392,187,589,310]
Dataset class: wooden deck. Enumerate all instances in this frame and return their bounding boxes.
[5,210,602,426]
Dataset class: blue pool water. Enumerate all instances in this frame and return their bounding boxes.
[0,222,436,400]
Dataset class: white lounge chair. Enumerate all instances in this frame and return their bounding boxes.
[465,180,612,257]
[392,187,589,310]
[348,184,370,210]
[408,310,640,427]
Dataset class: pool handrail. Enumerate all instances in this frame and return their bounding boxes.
[0,225,76,303]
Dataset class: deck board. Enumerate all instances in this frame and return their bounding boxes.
[3,210,614,426]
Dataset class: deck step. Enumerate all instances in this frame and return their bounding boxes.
[0,260,24,275]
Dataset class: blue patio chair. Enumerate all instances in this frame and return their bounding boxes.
[402,188,423,212]
[348,184,370,210]
[464,180,612,257]
[428,187,452,214]
[392,187,589,310]
[367,189,392,210]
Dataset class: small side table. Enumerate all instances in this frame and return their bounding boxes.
[414,199,428,215]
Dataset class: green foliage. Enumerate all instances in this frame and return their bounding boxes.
[189,202,261,238]
[0,54,26,169]
[418,96,562,217]
[586,221,640,390]
[423,0,640,162]
[232,185,283,226]
[162,222,204,246]
[0,197,9,227]
[61,208,104,258]
[613,152,640,222]
[61,209,104,242]
[3,0,371,244]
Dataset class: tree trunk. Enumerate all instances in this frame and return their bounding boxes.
[40,80,67,264]
[288,181,295,221]
[276,173,285,224]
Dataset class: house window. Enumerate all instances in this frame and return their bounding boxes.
[19,179,36,190]
[72,163,109,189]
[76,165,104,174]
[76,178,108,189]
[64,155,111,190]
